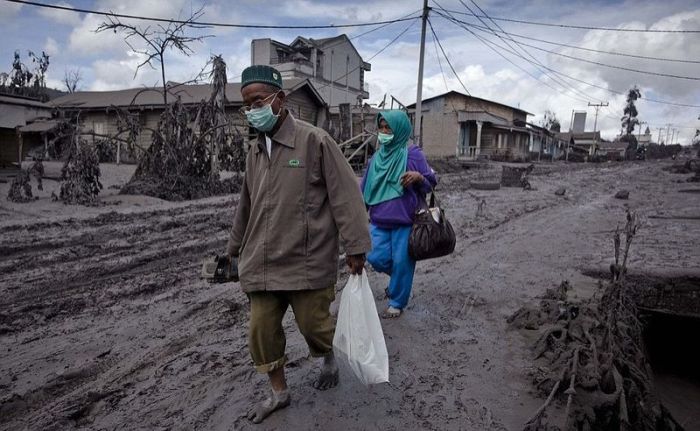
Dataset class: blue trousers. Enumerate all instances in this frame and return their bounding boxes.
[367,224,416,310]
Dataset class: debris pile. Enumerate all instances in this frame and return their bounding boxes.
[7,169,34,202]
[501,164,534,188]
[120,99,242,201]
[510,212,682,430]
[6,159,44,202]
[57,141,103,205]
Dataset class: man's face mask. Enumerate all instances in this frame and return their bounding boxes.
[245,92,280,132]
[377,132,394,145]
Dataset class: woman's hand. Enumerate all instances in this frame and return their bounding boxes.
[400,171,424,188]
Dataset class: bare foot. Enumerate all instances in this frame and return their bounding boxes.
[313,354,339,390]
[247,389,290,424]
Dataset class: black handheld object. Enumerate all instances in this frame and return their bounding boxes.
[201,255,239,283]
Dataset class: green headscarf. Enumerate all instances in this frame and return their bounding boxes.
[363,110,412,206]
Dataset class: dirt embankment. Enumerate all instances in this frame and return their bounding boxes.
[1,159,699,430]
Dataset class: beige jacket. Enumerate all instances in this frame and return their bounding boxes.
[227,113,371,292]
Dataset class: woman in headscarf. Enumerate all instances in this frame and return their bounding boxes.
[361,110,437,318]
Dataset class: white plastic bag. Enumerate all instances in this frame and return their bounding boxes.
[333,270,389,385]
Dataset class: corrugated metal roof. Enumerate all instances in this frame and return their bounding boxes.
[18,119,60,133]
[0,94,52,109]
[50,78,318,110]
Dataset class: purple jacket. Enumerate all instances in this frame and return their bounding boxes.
[360,145,438,228]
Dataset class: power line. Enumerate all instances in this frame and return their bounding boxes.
[432,5,590,104]
[456,1,699,81]
[427,18,470,95]
[226,10,421,82]
[6,0,419,29]
[314,19,418,92]
[433,10,700,109]
[465,26,700,81]
[435,7,700,33]
[461,0,600,103]
[449,20,700,64]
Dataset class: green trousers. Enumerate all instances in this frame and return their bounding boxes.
[247,287,336,373]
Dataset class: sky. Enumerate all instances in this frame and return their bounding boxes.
[1,0,699,143]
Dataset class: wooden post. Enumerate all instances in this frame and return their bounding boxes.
[16,128,23,168]
[116,141,121,165]
[43,132,49,159]
[339,103,351,143]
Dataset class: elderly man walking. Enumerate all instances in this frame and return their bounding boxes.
[225,65,371,424]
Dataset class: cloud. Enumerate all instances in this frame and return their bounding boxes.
[43,37,60,57]
[0,2,22,22]
[37,2,82,26]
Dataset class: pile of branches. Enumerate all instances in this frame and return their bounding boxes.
[57,139,103,205]
[7,170,34,202]
[120,98,241,201]
[7,160,44,203]
[121,56,244,201]
[510,212,683,430]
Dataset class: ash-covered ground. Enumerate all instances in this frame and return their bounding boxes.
[1,159,698,430]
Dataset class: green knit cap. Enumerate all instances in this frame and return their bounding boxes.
[241,65,283,89]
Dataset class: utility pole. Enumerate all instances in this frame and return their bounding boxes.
[665,123,672,145]
[657,128,662,145]
[588,102,608,154]
[413,0,429,148]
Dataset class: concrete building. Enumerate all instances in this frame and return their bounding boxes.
[406,91,532,160]
[251,35,370,110]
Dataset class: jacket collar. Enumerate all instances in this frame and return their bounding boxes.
[252,110,296,154]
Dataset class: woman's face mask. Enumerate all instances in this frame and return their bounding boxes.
[377,132,394,145]
[245,93,280,132]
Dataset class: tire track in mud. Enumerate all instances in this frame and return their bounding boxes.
[0,194,266,431]
[0,199,238,336]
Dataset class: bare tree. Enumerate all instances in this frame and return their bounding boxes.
[96,8,211,106]
[540,109,561,132]
[63,68,82,93]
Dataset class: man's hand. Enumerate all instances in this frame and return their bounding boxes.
[346,253,366,275]
[400,171,424,188]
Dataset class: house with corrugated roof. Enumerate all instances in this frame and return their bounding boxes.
[50,78,327,161]
[0,94,54,166]
[406,91,533,161]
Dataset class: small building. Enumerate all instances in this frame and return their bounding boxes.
[555,131,602,156]
[251,35,371,109]
[637,127,653,146]
[51,78,327,160]
[0,94,53,166]
[526,123,568,161]
[598,140,627,160]
[407,91,532,160]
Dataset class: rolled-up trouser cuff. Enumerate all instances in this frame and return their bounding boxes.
[254,354,287,374]
[310,349,333,358]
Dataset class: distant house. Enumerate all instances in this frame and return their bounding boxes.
[0,94,53,166]
[527,123,568,160]
[637,127,653,146]
[406,91,533,160]
[251,35,371,109]
[598,140,627,160]
[554,131,601,156]
[51,78,327,159]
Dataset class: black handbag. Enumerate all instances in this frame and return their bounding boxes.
[408,192,456,261]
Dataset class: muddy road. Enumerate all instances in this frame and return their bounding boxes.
[1,160,699,430]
